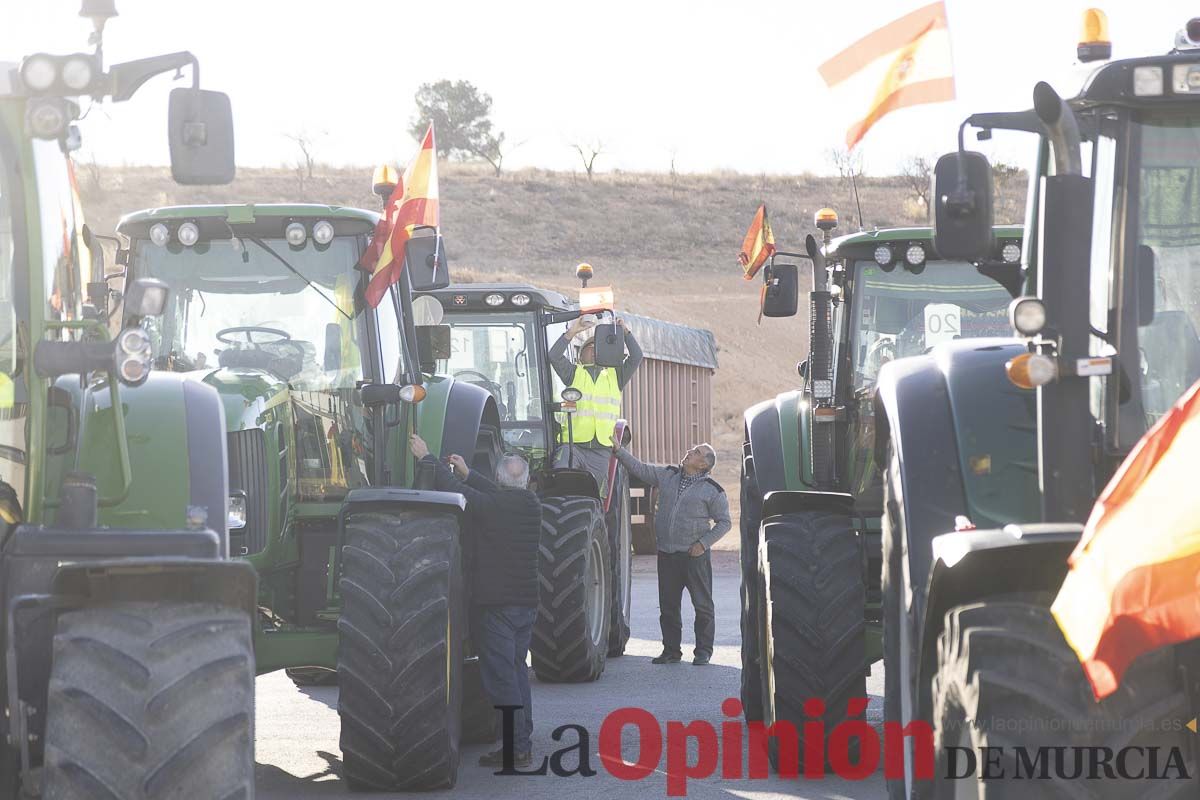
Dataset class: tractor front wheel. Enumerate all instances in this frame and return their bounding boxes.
[338,510,463,791]
[531,496,610,683]
[42,601,255,799]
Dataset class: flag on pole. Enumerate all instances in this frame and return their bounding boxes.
[360,125,440,307]
[1051,379,1200,699]
[738,204,776,280]
[818,1,955,150]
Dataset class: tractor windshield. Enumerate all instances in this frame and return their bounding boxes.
[848,260,1012,389]
[135,236,371,389]
[437,312,546,450]
[1132,112,1200,422]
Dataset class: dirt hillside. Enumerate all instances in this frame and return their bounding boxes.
[81,163,1024,532]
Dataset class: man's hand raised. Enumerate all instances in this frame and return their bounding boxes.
[445,454,469,479]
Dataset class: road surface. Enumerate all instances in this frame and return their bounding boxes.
[255,552,886,799]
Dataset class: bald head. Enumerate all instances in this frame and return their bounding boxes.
[495,454,531,489]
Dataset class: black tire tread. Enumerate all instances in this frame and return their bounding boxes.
[42,602,255,800]
[337,510,462,791]
[531,495,610,683]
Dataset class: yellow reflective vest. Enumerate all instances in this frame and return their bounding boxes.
[559,367,621,446]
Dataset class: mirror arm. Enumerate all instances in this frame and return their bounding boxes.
[108,51,199,102]
[543,309,583,325]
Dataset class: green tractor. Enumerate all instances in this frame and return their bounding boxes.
[112,202,502,790]
[875,15,1200,798]
[415,278,634,681]
[0,2,257,798]
[739,212,1025,756]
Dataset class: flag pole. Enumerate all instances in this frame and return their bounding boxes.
[850,170,865,231]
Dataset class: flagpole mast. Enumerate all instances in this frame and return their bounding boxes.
[850,170,865,231]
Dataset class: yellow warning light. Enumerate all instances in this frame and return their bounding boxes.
[575,262,594,281]
[1005,352,1057,390]
[815,208,839,231]
[1078,9,1112,63]
[372,164,399,199]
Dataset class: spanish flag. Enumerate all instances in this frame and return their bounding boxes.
[360,125,440,307]
[818,2,955,150]
[1052,379,1200,699]
[738,204,775,280]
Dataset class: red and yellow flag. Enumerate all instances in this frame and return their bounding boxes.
[360,125,440,307]
[1052,379,1200,699]
[738,204,775,280]
[818,1,955,150]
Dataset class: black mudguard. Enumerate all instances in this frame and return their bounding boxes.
[538,469,601,502]
[439,380,501,464]
[743,394,797,498]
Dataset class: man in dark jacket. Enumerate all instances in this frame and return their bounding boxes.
[613,439,731,665]
[409,434,542,767]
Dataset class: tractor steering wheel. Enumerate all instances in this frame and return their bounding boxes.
[217,326,293,346]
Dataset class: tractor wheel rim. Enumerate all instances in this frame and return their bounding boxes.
[587,532,605,646]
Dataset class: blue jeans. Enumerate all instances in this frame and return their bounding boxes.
[477,605,536,753]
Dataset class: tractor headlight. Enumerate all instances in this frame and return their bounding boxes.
[812,379,834,400]
[60,54,96,93]
[1009,297,1047,337]
[285,222,307,247]
[511,293,531,307]
[149,223,170,247]
[873,245,892,267]
[905,244,926,266]
[20,54,57,93]
[1006,352,1057,389]
[562,387,583,403]
[228,493,247,529]
[1135,66,1165,96]
[115,327,153,386]
[312,220,335,244]
[484,293,505,306]
[26,99,70,139]
[177,221,200,247]
[1001,242,1021,263]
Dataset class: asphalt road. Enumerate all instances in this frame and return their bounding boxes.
[255,553,885,799]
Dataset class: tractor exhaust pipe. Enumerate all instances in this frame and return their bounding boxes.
[1033,82,1082,177]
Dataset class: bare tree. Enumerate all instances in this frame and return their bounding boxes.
[826,147,866,228]
[899,155,935,214]
[480,133,525,178]
[284,129,325,179]
[571,140,605,181]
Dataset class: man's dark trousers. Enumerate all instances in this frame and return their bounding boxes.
[477,605,536,753]
[657,550,715,659]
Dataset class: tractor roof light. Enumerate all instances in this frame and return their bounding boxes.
[815,208,839,231]
[1006,352,1057,389]
[1135,66,1165,97]
[284,222,307,247]
[562,387,583,403]
[511,293,531,307]
[372,164,399,199]
[177,221,200,247]
[873,245,892,266]
[149,223,170,247]
[398,384,427,403]
[60,54,98,93]
[312,219,335,244]
[1001,242,1022,264]
[484,293,505,306]
[575,263,594,282]
[905,244,926,267]
[19,54,58,93]
[1010,297,1047,337]
[1077,8,1112,63]
[1170,64,1200,95]
[812,378,834,400]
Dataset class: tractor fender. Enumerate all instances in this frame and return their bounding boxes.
[761,490,853,520]
[744,389,810,498]
[53,557,258,618]
[538,468,602,501]
[872,338,1036,623]
[916,523,1082,704]
[419,376,501,462]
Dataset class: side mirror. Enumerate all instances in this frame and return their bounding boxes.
[762,262,799,317]
[406,233,450,292]
[124,278,169,318]
[797,359,808,379]
[416,324,451,371]
[591,322,624,367]
[324,323,342,371]
[1136,244,1156,326]
[168,88,236,185]
[932,150,994,260]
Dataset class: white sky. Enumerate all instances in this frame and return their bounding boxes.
[3,0,1198,175]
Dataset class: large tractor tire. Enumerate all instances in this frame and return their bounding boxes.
[42,602,255,799]
[531,496,611,683]
[338,510,464,792]
[931,598,1198,799]
[739,449,765,721]
[757,511,867,769]
[882,442,910,800]
[606,466,632,657]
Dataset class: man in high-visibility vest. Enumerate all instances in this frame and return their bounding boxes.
[549,314,642,656]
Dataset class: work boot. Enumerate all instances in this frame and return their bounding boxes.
[479,747,532,768]
[651,651,682,664]
[693,654,711,666]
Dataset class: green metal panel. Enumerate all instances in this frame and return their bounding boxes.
[253,629,338,675]
[773,390,807,491]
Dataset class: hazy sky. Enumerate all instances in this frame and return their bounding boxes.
[4,1,1198,175]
